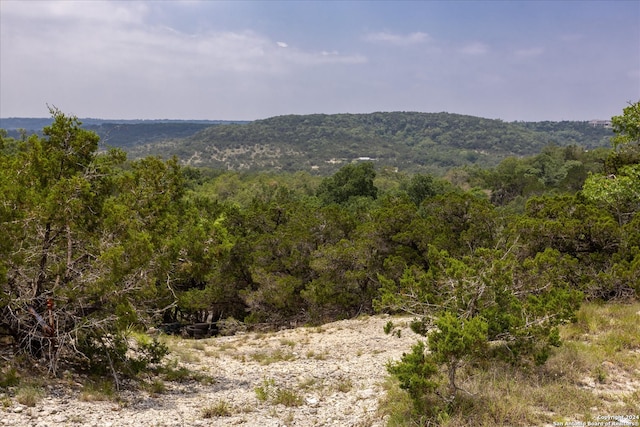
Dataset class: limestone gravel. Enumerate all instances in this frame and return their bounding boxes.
[1,315,418,427]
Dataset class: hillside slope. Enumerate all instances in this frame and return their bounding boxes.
[2,113,613,175]
[0,118,245,150]
[126,112,613,174]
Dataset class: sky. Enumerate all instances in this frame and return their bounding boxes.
[1,1,639,122]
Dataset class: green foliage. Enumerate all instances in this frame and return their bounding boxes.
[383,320,394,335]
[516,195,620,267]
[375,265,440,316]
[474,144,608,206]
[428,312,488,396]
[254,376,303,406]
[303,238,372,318]
[386,341,441,415]
[75,329,168,379]
[317,162,377,204]
[255,377,275,402]
[446,303,640,426]
[419,192,498,256]
[272,387,304,407]
[582,164,640,225]
[0,109,181,380]
[402,173,447,206]
[116,112,613,175]
[380,243,584,416]
[1,104,638,397]
[0,366,20,388]
[582,101,640,226]
[611,101,640,148]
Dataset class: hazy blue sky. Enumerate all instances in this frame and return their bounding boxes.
[1,0,638,121]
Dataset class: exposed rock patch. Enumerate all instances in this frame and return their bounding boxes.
[1,315,418,427]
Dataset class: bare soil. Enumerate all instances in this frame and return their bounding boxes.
[2,310,638,427]
[0,315,419,427]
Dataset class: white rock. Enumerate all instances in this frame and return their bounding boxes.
[305,396,319,406]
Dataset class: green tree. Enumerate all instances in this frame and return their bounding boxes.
[419,192,498,257]
[480,156,543,205]
[517,195,620,259]
[317,162,378,204]
[582,164,640,225]
[611,101,640,149]
[379,244,582,412]
[403,173,439,206]
[303,193,428,320]
[0,109,171,380]
[239,192,322,323]
[164,197,236,323]
[582,101,640,225]
[428,312,488,398]
[386,341,441,416]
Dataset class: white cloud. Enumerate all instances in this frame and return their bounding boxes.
[2,0,635,121]
[364,31,431,46]
[2,0,149,25]
[1,2,365,80]
[459,41,489,55]
[0,0,369,118]
[289,50,367,66]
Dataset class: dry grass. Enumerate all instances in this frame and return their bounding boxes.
[142,379,166,396]
[250,348,297,365]
[280,338,297,348]
[272,387,304,407]
[334,377,354,393]
[188,341,206,351]
[378,377,416,427]
[305,349,329,360]
[254,377,304,407]
[297,376,321,390]
[79,380,116,402]
[168,346,201,364]
[201,400,233,418]
[379,302,640,426]
[15,384,44,407]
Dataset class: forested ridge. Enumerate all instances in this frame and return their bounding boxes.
[133,112,614,174]
[0,118,246,151]
[1,103,638,424]
[1,112,614,175]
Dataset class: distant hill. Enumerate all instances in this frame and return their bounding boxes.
[0,118,247,150]
[124,112,614,174]
[1,113,613,174]
[0,117,246,129]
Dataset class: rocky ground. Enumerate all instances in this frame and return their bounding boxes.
[3,309,639,427]
[1,315,420,427]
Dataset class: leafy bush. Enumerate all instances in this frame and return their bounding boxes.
[386,341,441,416]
